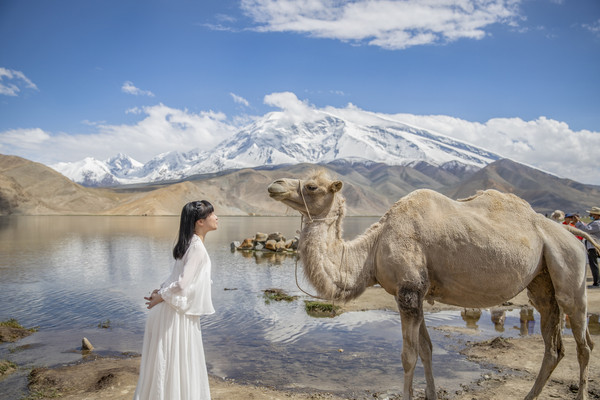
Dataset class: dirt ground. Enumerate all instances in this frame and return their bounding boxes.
[15,272,600,400]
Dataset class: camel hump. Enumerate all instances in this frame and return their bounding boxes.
[390,188,531,220]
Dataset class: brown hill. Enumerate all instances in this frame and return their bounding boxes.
[0,155,123,215]
[2,154,598,217]
[444,159,600,215]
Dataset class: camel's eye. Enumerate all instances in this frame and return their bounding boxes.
[306,184,318,191]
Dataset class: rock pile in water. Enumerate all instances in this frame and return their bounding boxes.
[231,232,298,253]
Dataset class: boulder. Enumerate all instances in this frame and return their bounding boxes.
[237,238,255,250]
[254,232,268,242]
[267,232,284,242]
[264,239,278,251]
[82,337,94,351]
[275,240,287,252]
[285,238,299,250]
[230,241,241,251]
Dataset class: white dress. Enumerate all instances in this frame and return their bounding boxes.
[133,235,215,400]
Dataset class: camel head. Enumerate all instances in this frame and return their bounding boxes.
[267,171,343,219]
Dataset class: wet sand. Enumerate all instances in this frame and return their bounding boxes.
[13,273,600,400]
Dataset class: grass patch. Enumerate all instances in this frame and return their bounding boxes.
[97,319,111,329]
[304,301,341,318]
[21,388,62,400]
[0,318,37,332]
[0,359,17,376]
[263,288,298,303]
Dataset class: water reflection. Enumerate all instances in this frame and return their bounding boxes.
[490,309,506,332]
[236,249,298,265]
[461,308,482,329]
[0,215,598,399]
[519,307,536,335]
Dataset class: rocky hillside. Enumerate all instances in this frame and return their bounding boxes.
[2,154,599,216]
[0,155,123,215]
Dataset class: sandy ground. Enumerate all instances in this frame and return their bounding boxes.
[11,272,600,400]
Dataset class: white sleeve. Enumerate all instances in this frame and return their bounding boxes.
[158,242,208,312]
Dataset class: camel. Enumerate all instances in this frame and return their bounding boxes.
[267,170,597,400]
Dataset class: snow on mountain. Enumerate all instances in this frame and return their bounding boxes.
[50,108,502,187]
[51,153,144,187]
[182,107,500,176]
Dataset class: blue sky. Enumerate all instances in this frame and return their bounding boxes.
[1,0,599,184]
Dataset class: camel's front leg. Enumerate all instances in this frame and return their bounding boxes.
[397,282,435,400]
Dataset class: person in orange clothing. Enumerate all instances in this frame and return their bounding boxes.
[563,213,583,241]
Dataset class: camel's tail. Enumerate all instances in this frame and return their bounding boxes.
[562,224,600,252]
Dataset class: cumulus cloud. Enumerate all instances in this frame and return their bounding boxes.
[230,92,250,107]
[2,92,598,185]
[240,0,522,49]
[121,81,155,97]
[0,104,236,164]
[264,91,321,122]
[0,68,38,96]
[385,112,600,186]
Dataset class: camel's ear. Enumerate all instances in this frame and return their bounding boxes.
[330,181,343,193]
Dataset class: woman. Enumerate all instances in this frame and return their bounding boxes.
[134,200,218,400]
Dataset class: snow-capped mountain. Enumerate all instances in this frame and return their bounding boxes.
[51,153,144,186]
[51,108,502,187]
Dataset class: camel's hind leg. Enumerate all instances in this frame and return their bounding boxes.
[525,270,564,400]
[419,319,436,400]
[552,285,593,399]
[396,280,436,400]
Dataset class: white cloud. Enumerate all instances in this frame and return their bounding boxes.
[230,92,250,107]
[0,104,237,164]
[385,113,600,185]
[121,81,155,97]
[0,68,38,96]
[583,19,600,36]
[240,0,522,49]
[1,92,599,186]
[264,91,321,123]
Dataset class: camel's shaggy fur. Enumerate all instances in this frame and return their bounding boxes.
[267,171,596,400]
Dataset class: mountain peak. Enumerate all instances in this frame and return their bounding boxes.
[50,108,501,187]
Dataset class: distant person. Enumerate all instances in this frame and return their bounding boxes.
[563,213,583,241]
[134,200,218,400]
[575,207,600,288]
[550,209,565,222]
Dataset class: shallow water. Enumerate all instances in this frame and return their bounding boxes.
[0,216,592,399]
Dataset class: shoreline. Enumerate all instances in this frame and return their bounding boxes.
[5,279,600,400]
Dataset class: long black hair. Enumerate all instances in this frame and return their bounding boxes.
[172,200,214,259]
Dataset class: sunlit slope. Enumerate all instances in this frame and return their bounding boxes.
[0,154,123,215]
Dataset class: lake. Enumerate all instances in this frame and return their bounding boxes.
[0,215,580,399]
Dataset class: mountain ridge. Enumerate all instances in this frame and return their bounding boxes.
[3,154,599,217]
[50,107,500,187]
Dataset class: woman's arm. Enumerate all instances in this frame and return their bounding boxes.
[144,290,163,309]
[158,242,208,311]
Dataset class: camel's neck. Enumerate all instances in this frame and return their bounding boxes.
[298,198,379,302]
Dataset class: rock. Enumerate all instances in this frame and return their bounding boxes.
[275,240,287,252]
[264,239,277,251]
[254,232,268,242]
[284,238,299,250]
[82,337,94,351]
[237,238,255,250]
[267,232,284,242]
[230,241,240,251]
[254,242,264,251]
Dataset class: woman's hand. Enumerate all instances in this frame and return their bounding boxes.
[144,289,163,309]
